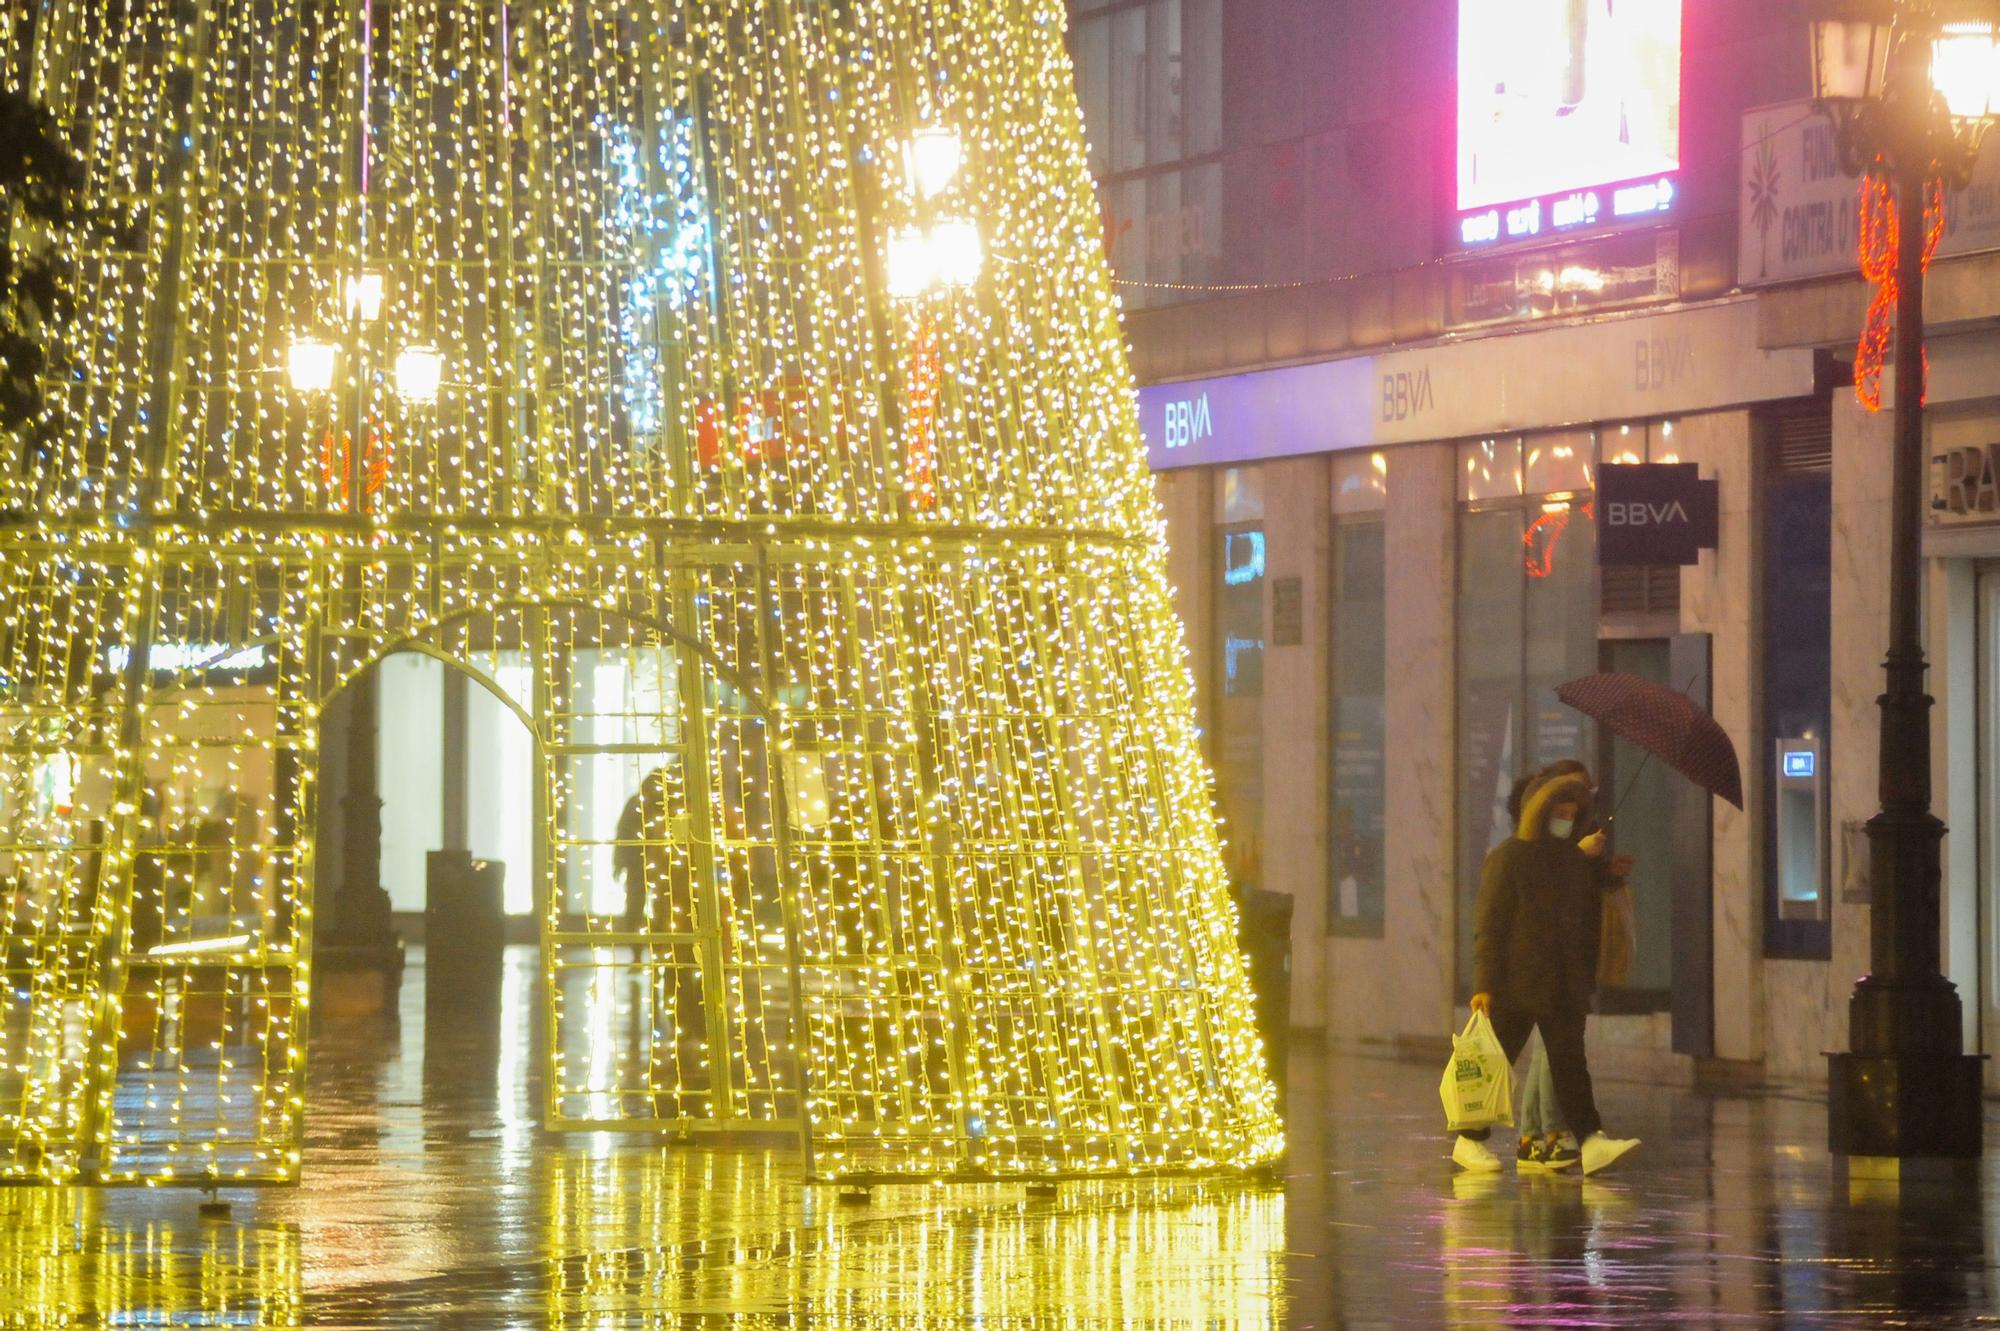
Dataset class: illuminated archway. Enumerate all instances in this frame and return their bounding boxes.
[0,0,1282,1184]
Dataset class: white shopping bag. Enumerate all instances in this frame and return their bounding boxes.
[1438,1011,1514,1133]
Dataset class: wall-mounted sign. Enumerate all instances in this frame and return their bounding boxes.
[1740,100,2000,287]
[1597,463,1718,566]
[1137,299,1815,471]
[1455,0,1683,249]
[1932,443,2000,521]
[103,641,271,676]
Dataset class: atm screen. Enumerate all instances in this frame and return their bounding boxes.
[1783,751,1816,780]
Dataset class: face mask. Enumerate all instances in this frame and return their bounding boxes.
[1548,817,1575,840]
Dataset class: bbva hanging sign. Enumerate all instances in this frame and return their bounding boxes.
[1598,463,1719,567]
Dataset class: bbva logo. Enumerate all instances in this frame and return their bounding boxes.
[1380,367,1434,423]
[1162,393,1214,450]
[1605,500,1690,526]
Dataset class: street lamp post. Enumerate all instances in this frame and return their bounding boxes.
[1812,0,2000,1163]
[288,271,445,512]
[285,272,444,968]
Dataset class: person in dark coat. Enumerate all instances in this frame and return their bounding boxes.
[1500,761,1632,1171]
[1453,769,1641,1177]
[614,765,706,1048]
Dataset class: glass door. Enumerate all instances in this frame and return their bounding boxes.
[1597,639,1675,1011]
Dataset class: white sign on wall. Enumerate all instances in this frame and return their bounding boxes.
[1141,298,1816,469]
[1740,100,2000,287]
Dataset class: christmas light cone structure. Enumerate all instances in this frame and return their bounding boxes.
[0,1,1282,1184]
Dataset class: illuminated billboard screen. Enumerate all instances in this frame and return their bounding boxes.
[1456,0,1683,246]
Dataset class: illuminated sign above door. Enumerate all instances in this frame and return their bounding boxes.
[1455,0,1684,249]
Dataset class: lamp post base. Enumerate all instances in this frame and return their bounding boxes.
[1828,1048,1983,1159]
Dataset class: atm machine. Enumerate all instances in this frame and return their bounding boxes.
[1774,738,1828,921]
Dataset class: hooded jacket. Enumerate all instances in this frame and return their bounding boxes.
[1472,772,1605,1016]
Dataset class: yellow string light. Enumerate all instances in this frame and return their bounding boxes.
[0,0,1281,1185]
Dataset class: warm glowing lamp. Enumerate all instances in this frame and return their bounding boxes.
[906,126,965,199]
[286,337,338,394]
[1933,18,2000,119]
[928,218,984,289]
[1809,0,1894,101]
[394,344,444,403]
[344,271,386,323]
[886,225,933,300]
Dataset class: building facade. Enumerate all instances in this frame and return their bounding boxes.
[1066,0,2000,1087]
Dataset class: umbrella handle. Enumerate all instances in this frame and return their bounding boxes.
[1603,748,1655,827]
[1600,671,1703,829]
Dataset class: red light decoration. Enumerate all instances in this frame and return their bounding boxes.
[1856,168,1945,413]
[904,317,942,512]
[693,391,797,470]
[318,422,392,512]
[1523,499,1593,580]
[692,384,855,471]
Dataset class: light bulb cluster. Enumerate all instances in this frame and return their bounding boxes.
[289,273,447,406]
[886,129,985,300]
[0,0,1281,1186]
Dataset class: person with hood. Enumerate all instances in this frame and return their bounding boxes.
[1454,768,1640,1177]
[1506,760,1631,1172]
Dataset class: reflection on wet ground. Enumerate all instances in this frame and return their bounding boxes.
[0,945,1997,1326]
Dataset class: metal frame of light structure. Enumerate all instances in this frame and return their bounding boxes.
[0,1,1279,1192]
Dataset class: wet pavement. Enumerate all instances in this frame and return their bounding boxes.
[1,946,1997,1327]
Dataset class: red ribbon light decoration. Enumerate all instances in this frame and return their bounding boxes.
[319,421,393,512]
[904,316,942,512]
[1856,169,1945,413]
[1523,499,1593,580]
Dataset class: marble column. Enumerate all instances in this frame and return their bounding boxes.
[1364,442,1457,1044]
[1674,409,1763,1063]
[1260,455,1331,1029]
[1823,392,1896,1068]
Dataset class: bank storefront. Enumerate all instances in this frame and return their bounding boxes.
[1144,296,1817,1070]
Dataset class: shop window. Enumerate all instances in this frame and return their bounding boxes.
[1329,452,1387,936]
[1215,467,1265,886]
[1460,436,1524,503]
[1069,0,1223,309]
[1762,414,1834,959]
[1454,433,1601,993]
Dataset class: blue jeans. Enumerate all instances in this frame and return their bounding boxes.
[1518,1035,1567,1138]
[1457,1006,1601,1142]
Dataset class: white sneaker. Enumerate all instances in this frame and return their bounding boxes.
[1580,1132,1640,1176]
[1452,1135,1503,1173]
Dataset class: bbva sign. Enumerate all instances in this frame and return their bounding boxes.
[1598,464,1719,567]
[1161,392,1214,450]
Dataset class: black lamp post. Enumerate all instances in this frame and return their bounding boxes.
[1812,0,2000,1162]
